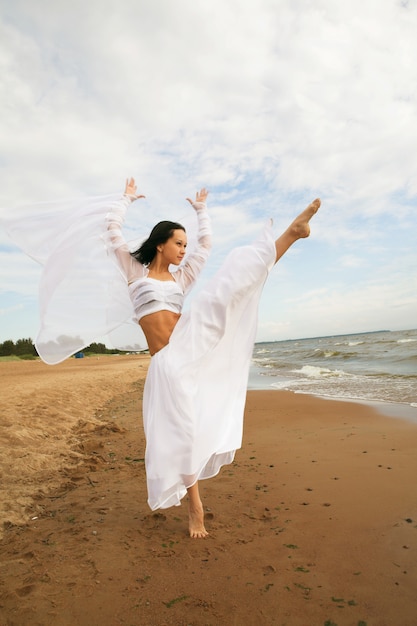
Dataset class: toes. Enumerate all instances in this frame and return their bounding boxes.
[189,528,209,539]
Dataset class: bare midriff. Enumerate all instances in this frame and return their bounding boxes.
[139,310,181,356]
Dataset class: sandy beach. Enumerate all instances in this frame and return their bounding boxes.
[0,356,416,626]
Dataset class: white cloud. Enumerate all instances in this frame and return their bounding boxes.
[0,0,416,342]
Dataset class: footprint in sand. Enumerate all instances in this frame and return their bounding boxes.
[16,584,36,597]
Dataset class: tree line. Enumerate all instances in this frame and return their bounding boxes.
[0,338,122,358]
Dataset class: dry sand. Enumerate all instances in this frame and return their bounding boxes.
[0,356,416,626]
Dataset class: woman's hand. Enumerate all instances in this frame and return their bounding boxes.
[186,187,209,207]
[124,177,145,199]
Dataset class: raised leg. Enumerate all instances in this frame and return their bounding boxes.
[187,482,208,538]
[275,198,321,263]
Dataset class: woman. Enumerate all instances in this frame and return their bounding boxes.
[107,178,320,538]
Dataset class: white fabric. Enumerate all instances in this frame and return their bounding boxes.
[129,277,184,322]
[3,194,208,364]
[4,194,138,363]
[143,223,276,510]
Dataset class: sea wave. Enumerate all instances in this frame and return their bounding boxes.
[252,357,275,368]
[251,329,417,406]
[291,365,351,379]
[311,349,359,359]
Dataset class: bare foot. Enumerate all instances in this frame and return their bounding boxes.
[288,198,321,239]
[188,501,209,539]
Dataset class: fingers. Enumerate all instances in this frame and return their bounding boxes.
[125,177,137,188]
[196,187,209,200]
[124,177,145,199]
[186,188,209,204]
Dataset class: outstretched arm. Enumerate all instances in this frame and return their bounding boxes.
[177,188,212,293]
[186,187,211,244]
[104,178,146,282]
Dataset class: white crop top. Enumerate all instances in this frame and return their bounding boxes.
[128,276,184,321]
[104,196,212,323]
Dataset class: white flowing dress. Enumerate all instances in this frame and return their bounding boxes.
[5,194,276,510]
[143,225,276,509]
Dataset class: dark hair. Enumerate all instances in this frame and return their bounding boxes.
[131,221,186,265]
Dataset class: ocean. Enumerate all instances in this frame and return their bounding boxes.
[249,328,417,419]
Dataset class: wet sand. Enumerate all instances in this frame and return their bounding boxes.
[0,356,416,625]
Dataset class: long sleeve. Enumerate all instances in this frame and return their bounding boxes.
[174,202,212,294]
[102,195,146,284]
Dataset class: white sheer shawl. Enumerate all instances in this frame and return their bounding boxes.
[4,194,146,364]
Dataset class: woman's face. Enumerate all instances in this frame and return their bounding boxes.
[159,229,187,265]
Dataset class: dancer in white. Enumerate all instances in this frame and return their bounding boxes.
[108,178,320,538]
[5,177,320,538]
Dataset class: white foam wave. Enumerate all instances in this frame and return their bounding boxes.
[252,358,273,367]
[291,365,351,379]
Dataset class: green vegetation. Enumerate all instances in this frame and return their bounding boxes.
[163,595,188,608]
[331,596,358,607]
[0,337,134,360]
[0,337,37,358]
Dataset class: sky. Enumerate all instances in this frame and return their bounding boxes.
[0,0,416,348]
